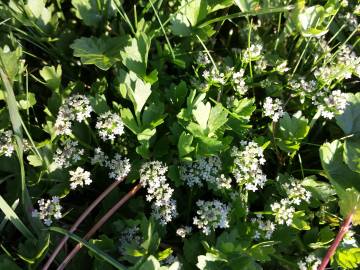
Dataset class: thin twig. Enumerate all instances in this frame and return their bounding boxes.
[56,184,142,270]
[318,212,353,270]
[42,179,125,270]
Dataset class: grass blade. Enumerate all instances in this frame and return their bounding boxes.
[0,195,35,240]
[49,227,126,270]
[0,198,19,232]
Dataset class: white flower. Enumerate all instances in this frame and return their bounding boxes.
[54,94,93,136]
[69,167,92,190]
[231,141,267,191]
[263,97,284,122]
[53,140,84,169]
[283,178,311,205]
[297,254,321,270]
[243,43,263,62]
[105,154,131,181]
[176,226,192,238]
[180,156,222,188]
[140,161,177,225]
[197,52,210,65]
[312,89,348,119]
[91,147,109,166]
[0,130,14,157]
[271,198,295,226]
[193,200,230,235]
[251,214,276,240]
[96,111,125,141]
[32,196,62,226]
[232,69,248,95]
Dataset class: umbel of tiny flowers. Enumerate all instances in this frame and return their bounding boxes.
[95,111,125,141]
[176,226,192,238]
[193,199,230,235]
[0,130,14,157]
[53,140,84,169]
[32,196,62,226]
[231,141,267,192]
[312,89,348,119]
[54,94,93,136]
[69,167,92,190]
[283,178,311,205]
[297,254,321,270]
[270,198,295,226]
[250,214,276,240]
[140,161,177,225]
[179,156,222,188]
[263,97,284,122]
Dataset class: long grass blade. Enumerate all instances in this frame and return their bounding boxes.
[0,195,35,240]
[49,227,126,270]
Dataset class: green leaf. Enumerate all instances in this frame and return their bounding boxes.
[234,0,259,12]
[184,0,208,26]
[117,70,152,116]
[0,46,22,81]
[249,241,276,262]
[302,176,336,202]
[49,227,126,270]
[344,137,360,173]
[178,132,195,159]
[207,0,233,13]
[207,104,228,133]
[196,253,226,270]
[291,211,311,230]
[192,101,211,130]
[319,140,360,193]
[0,255,22,270]
[139,255,161,270]
[334,248,360,269]
[71,0,119,27]
[339,188,360,225]
[18,92,36,110]
[142,102,165,129]
[39,65,62,91]
[0,195,35,240]
[70,36,130,70]
[89,94,110,115]
[27,154,43,167]
[120,108,140,134]
[17,232,50,264]
[121,33,151,76]
[336,93,360,135]
[274,111,309,153]
[170,13,191,37]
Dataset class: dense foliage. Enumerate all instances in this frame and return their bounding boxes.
[0,0,359,269]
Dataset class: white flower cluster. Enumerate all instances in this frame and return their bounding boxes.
[106,154,131,181]
[255,57,267,72]
[283,179,311,205]
[342,230,358,247]
[251,214,276,240]
[242,43,263,63]
[289,78,317,103]
[140,161,177,225]
[91,148,131,181]
[197,52,210,66]
[231,141,267,192]
[54,94,93,136]
[0,130,14,157]
[312,89,348,119]
[69,167,92,190]
[232,69,248,95]
[53,140,84,169]
[263,97,284,122]
[193,200,230,235]
[297,254,321,270]
[176,226,192,238]
[202,68,226,85]
[118,226,142,255]
[180,156,230,190]
[32,196,62,226]
[95,111,125,141]
[270,198,295,226]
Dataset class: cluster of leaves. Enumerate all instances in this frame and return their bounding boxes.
[0,0,359,269]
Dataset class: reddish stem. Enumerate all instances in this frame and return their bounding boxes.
[318,212,353,270]
[42,179,124,270]
[56,183,142,270]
